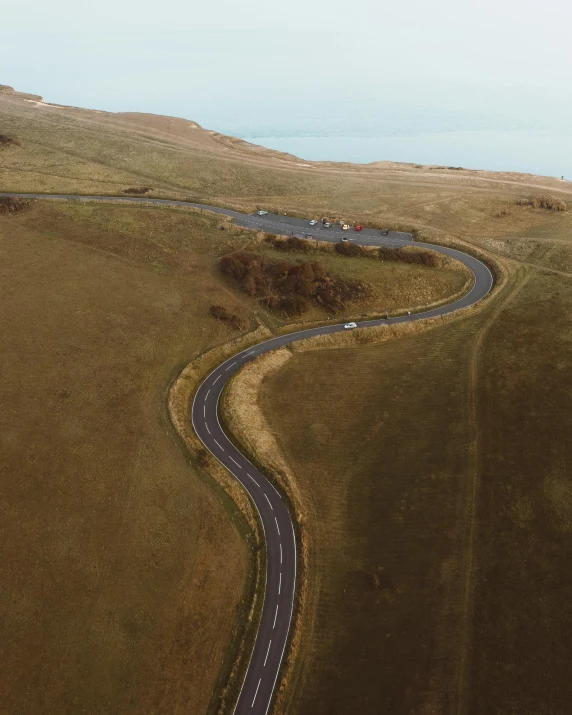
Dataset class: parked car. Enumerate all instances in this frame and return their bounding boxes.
[344,322,357,330]
[309,219,318,226]
[324,222,332,228]
[341,236,349,242]
[257,210,268,216]
[355,225,363,232]
[381,228,389,236]
[342,224,350,230]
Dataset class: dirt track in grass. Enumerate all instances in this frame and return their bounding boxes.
[257,265,572,714]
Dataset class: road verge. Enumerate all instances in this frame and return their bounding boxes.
[214,241,508,713]
[219,349,313,714]
[168,323,271,714]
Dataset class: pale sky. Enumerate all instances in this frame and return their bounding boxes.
[2,0,572,135]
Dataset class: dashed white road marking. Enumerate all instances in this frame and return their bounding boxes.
[279,543,282,564]
[225,361,236,371]
[247,473,260,488]
[273,604,279,629]
[279,572,282,595]
[206,424,211,434]
[205,389,210,399]
[275,516,280,536]
[214,439,225,451]
[264,639,272,666]
[252,678,262,707]
[213,374,221,384]
[203,405,206,418]
[264,493,273,510]
[229,455,241,468]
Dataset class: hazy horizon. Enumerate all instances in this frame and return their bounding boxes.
[2,0,571,175]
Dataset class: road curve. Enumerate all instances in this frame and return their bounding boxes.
[0,193,494,715]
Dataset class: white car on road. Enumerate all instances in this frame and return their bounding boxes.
[309,219,318,226]
[344,322,357,330]
[257,210,269,216]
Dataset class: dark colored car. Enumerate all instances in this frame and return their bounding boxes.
[381,229,389,236]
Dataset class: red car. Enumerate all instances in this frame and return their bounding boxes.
[355,225,363,231]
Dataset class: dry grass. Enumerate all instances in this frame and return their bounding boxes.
[219,349,313,713]
[168,323,272,537]
[252,266,515,714]
[250,250,572,714]
[289,310,473,352]
[220,256,507,715]
[0,202,261,715]
[3,82,572,714]
[240,243,472,328]
[0,197,476,714]
[2,84,572,253]
[467,269,572,713]
[258,311,494,714]
[220,349,296,500]
[167,323,275,714]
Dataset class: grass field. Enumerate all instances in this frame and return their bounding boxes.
[0,199,466,713]
[225,243,470,327]
[259,301,493,714]
[258,261,572,714]
[3,83,572,714]
[2,84,572,248]
[0,202,255,714]
[469,270,572,714]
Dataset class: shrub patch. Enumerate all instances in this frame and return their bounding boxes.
[219,252,373,316]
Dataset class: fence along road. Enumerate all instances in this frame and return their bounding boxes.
[0,193,494,714]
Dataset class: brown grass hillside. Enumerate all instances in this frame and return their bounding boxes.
[259,263,572,715]
[1,82,571,249]
[0,198,466,714]
[0,201,259,715]
[2,83,572,715]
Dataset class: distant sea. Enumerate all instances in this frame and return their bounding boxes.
[205,91,572,181]
[239,130,572,180]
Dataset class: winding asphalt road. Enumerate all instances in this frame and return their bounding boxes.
[0,193,494,715]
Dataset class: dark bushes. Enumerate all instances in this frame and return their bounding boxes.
[0,197,30,216]
[268,234,440,266]
[220,251,373,317]
[123,187,153,195]
[0,135,19,147]
[262,295,309,316]
[517,195,567,211]
[378,246,439,267]
[336,240,439,266]
[271,235,314,253]
[210,304,246,330]
[196,447,210,468]
[335,242,368,258]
